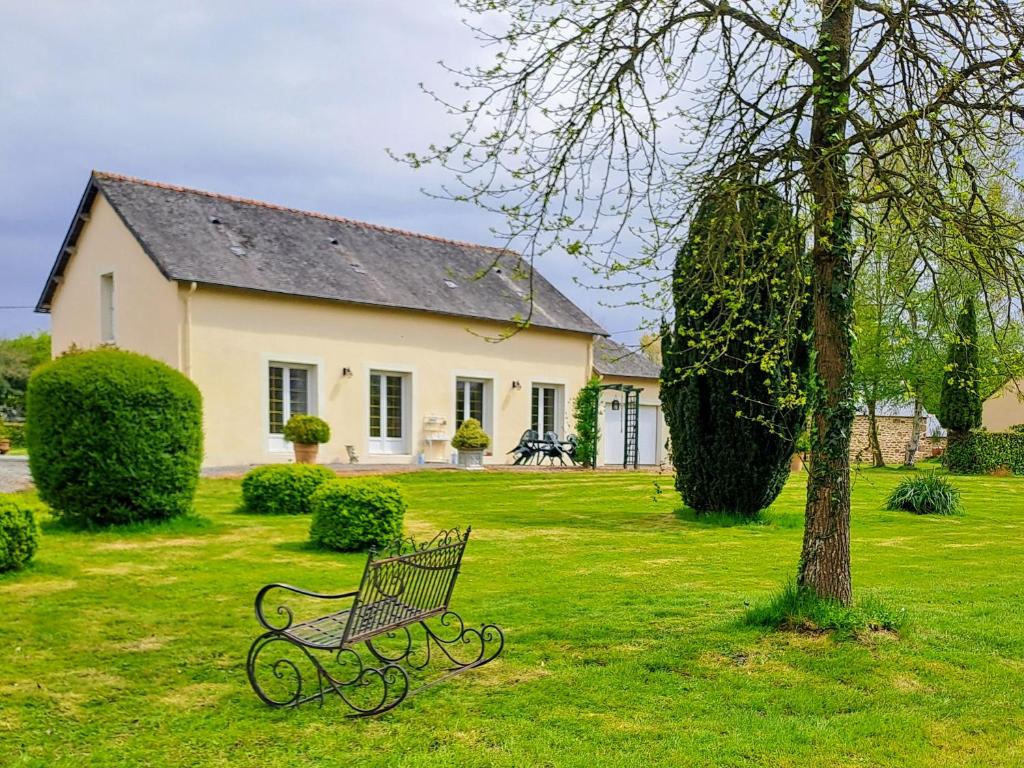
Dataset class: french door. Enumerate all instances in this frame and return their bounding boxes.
[369,372,407,454]
[268,363,313,452]
[531,384,561,436]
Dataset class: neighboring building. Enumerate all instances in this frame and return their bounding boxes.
[982,380,1024,432]
[850,403,943,465]
[592,337,667,466]
[37,172,613,468]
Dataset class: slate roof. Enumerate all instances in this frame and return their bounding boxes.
[37,172,606,336]
[592,337,661,379]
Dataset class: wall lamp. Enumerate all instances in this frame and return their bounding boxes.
[511,380,522,390]
[611,398,621,411]
[341,367,353,378]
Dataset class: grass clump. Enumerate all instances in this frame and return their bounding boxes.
[886,472,963,515]
[745,581,907,638]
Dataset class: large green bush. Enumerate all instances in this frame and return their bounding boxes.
[0,497,40,572]
[944,430,1024,475]
[661,180,810,516]
[26,348,203,526]
[886,473,963,515]
[241,464,336,515]
[309,477,406,552]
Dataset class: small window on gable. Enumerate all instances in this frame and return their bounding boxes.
[100,273,115,343]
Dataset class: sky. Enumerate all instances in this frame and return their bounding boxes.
[0,1,649,341]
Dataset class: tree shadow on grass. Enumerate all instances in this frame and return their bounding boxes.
[40,512,215,536]
[673,506,769,528]
[673,506,805,530]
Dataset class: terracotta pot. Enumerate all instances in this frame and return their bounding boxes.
[0,438,10,455]
[293,443,319,464]
[789,453,804,472]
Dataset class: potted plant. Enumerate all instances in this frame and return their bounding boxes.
[451,418,490,469]
[284,414,331,464]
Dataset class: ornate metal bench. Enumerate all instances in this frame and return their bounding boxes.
[246,527,503,716]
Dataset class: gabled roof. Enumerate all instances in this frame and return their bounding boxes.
[592,337,661,379]
[37,172,607,336]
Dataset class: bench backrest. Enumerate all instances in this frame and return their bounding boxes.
[341,527,470,646]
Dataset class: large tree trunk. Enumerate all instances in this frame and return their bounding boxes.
[866,398,885,467]
[798,0,856,605]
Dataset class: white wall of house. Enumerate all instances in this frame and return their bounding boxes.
[49,193,182,367]
[185,285,593,467]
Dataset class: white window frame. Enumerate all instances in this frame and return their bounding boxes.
[453,373,495,454]
[100,272,115,344]
[264,359,321,454]
[368,369,412,455]
[531,382,565,437]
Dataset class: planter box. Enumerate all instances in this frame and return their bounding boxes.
[457,449,485,470]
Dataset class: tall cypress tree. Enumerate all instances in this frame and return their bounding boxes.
[938,300,982,445]
[661,181,810,517]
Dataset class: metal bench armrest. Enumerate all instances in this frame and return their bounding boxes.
[255,583,358,632]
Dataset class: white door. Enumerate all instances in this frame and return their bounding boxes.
[638,405,658,465]
[369,372,407,454]
[604,403,659,465]
[604,405,624,465]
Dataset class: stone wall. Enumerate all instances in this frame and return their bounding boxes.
[849,414,945,465]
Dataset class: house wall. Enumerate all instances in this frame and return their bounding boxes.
[849,414,941,465]
[186,286,593,467]
[49,193,182,366]
[983,381,1024,432]
[595,374,667,466]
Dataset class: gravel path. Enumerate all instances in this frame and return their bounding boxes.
[0,457,32,494]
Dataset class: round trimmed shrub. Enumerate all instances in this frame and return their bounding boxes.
[886,473,963,515]
[26,348,203,526]
[309,477,406,552]
[241,464,336,515]
[0,498,40,572]
[451,418,490,451]
[283,414,330,445]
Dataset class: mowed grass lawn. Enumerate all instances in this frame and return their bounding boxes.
[2,468,1023,767]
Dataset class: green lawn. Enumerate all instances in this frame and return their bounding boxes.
[2,469,1023,767]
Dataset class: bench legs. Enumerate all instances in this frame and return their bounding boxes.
[365,610,505,693]
[246,632,410,717]
[246,610,504,716]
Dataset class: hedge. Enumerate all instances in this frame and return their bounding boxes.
[944,430,1024,475]
[241,464,336,515]
[0,497,39,572]
[309,477,406,552]
[26,348,203,526]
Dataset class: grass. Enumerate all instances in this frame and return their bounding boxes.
[2,468,1024,767]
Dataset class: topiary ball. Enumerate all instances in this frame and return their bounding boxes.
[283,414,331,445]
[309,477,406,552]
[241,464,336,515]
[0,498,40,572]
[26,348,203,526]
